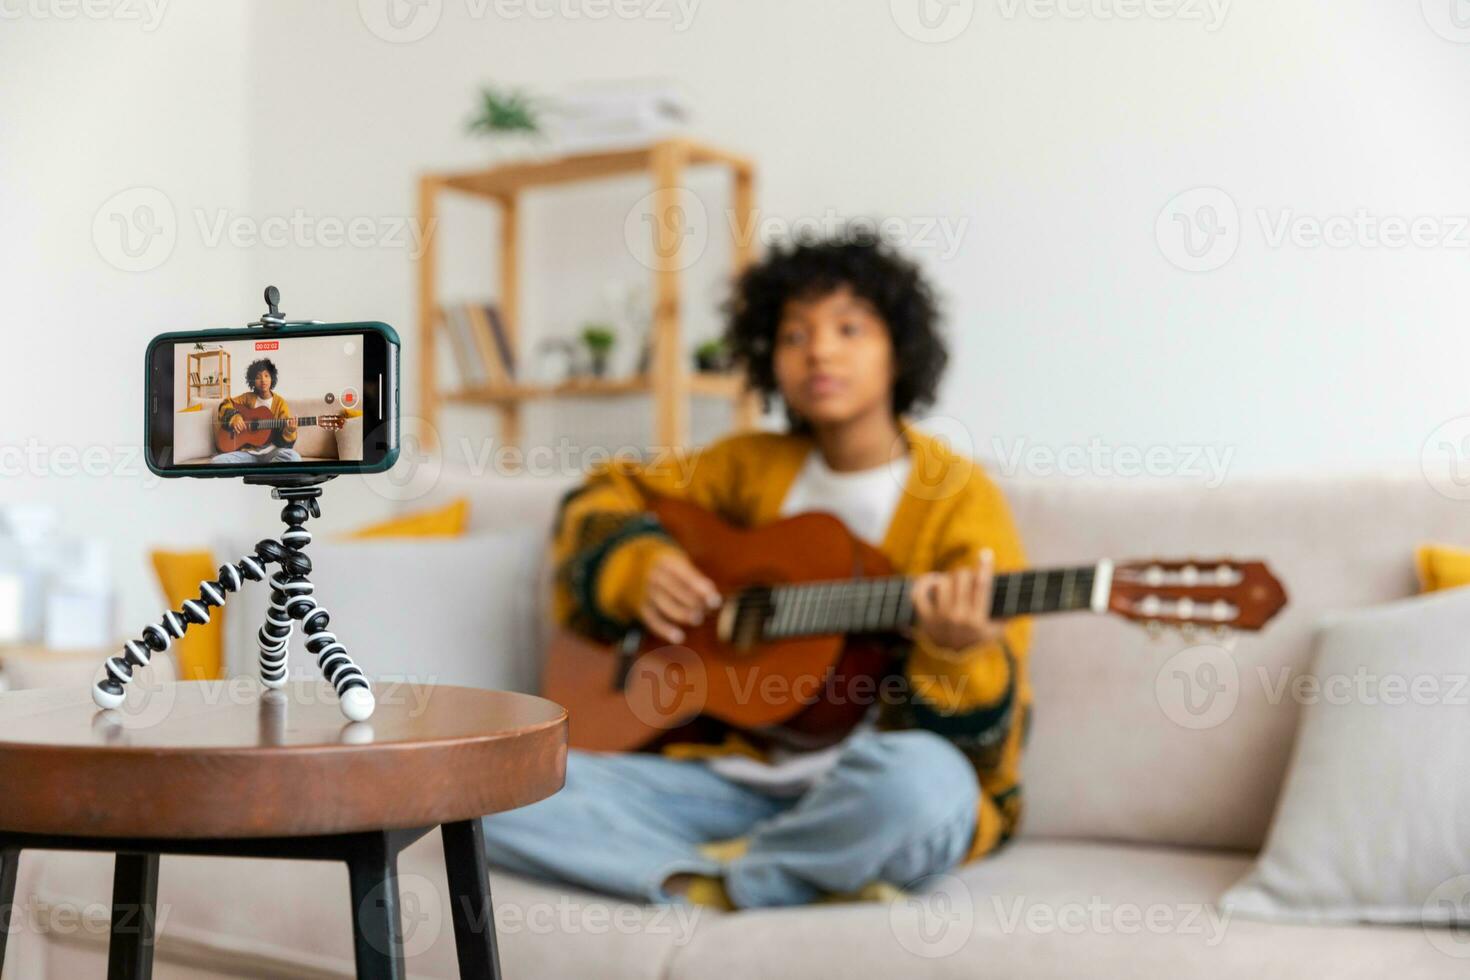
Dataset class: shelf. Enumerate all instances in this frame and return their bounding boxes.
[434,139,754,199]
[419,137,759,449]
[444,372,747,406]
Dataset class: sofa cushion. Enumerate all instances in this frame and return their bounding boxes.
[25,839,1462,979]
[668,840,1462,979]
[1222,588,1470,924]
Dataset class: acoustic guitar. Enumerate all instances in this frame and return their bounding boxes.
[544,494,1289,752]
[214,406,345,454]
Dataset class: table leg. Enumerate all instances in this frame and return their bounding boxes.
[441,818,502,980]
[347,836,405,980]
[0,846,19,974]
[108,851,159,980]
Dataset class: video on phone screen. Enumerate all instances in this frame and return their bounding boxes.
[171,335,364,466]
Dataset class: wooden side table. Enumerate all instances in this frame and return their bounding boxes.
[0,681,566,979]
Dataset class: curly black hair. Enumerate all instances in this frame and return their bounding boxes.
[245,358,279,390]
[723,230,948,432]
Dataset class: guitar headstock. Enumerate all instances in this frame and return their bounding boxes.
[322,415,346,430]
[1108,559,1287,634]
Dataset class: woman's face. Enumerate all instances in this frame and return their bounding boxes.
[772,286,895,430]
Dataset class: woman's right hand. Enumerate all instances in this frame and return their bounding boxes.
[638,549,722,645]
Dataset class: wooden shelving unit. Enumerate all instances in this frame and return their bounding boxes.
[185,350,230,407]
[418,138,763,453]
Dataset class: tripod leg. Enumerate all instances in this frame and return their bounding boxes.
[272,497,376,722]
[92,555,265,711]
[256,570,296,689]
[289,589,376,722]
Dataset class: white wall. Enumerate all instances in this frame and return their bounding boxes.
[238,0,1470,478]
[6,0,1470,627]
[1,2,258,627]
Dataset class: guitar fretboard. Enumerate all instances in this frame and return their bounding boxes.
[757,565,1103,641]
[239,416,331,429]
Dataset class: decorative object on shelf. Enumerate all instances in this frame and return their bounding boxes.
[580,323,616,377]
[466,84,544,163]
[533,338,583,384]
[694,337,732,373]
[542,78,692,155]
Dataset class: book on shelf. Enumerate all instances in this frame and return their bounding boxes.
[440,305,486,388]
[465,304,508,387]
[482,304,517,378]
[440,300,516,390]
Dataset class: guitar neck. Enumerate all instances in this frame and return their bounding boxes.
[757,562,1112,641]
[247,416,328,428]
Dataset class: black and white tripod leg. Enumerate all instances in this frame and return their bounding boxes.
[256,570,299,689]
[287,592,375,722]
[92,553,267,711]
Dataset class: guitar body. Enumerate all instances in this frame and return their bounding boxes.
[545,495,894,751]
[214,405,285,453]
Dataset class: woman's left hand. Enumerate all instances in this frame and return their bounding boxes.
[910,548,1004,655]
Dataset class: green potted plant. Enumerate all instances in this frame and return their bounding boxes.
[694,337,732,372]
[580,324,617,377]
[466,85,542,162]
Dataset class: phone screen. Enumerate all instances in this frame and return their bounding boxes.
[147,326,397,475]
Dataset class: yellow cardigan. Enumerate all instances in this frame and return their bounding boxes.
[550,421,1033,861]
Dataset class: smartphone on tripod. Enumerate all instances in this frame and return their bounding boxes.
[145,316,400,478]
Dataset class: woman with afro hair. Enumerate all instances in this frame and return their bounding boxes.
[483,230,1032,910]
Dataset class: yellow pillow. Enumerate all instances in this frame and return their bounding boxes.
[344,497,470,540]
[150,498,471,680]
[1415,543,1470,593]
[150,550,224,680]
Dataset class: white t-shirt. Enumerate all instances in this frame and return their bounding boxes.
[704,447,913,795]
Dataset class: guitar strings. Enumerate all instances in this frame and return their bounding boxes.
[747,569,1099,638]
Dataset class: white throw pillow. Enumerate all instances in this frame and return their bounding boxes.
[1222,587,1470,925]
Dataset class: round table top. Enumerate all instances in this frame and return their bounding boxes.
[0,681,567,839]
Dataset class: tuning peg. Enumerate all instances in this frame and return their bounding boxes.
[1180,623,1197,641]
[1145,620,1164,641]
[1213,625,1232,640]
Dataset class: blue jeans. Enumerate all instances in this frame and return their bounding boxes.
[481,730,979,908]
[210,447,302,464]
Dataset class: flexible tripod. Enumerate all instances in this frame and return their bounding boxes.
[92,287,376,721]
[92,476,375,721]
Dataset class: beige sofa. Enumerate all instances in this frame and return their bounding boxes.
[7,468,1468,977]
[172,397,358,465]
